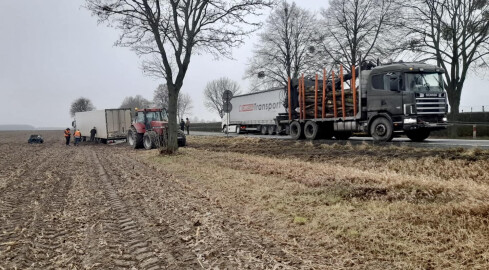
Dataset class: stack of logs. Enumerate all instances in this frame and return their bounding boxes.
[302,84,358,118]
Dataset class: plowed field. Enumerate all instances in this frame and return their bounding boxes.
[2,130,489,269]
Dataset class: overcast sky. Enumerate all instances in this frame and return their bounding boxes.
[1,1,488,128]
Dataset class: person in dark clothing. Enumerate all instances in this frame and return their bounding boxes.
[90,127,97,142]
[185,118,190,135]
[180,119,185,131]
[64,128,71,146]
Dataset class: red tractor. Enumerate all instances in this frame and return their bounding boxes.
[127,108,186,149]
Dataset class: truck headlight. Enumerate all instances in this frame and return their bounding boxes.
[442,117,447,122]
[403,118,417,124]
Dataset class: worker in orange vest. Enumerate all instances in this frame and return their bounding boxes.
[64,128,71,146]
[73,129,82,146]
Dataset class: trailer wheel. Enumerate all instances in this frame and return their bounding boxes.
[268,126,276,135]
[334,131,352,140]
[128,127,143,149]
[260,125,268,135]
[370,117,394,142]
[290,121,304,140]
[406,129,430,142]
[304,121,319,140]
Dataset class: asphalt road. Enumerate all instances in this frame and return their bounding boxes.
[190,131,489,149]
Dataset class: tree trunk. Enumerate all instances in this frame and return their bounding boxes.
[446,83,462,114]
[165,83,180,153]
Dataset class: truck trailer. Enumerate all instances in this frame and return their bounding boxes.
[223,61,448,142]
[73,109,132,143]
[222,87,287,134]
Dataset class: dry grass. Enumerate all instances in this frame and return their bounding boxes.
[141,136,489,269]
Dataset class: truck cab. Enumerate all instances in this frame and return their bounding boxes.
[363,63,448,141]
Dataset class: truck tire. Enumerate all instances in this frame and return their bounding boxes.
[334,131,352,140]
[143,132,156,150]
[268,126,276,135]
[370,117,394,142]
[128,127,143,149]
[406,129,430,142]
[261,125,268,135]
[304,121,319,140]
[290,121,304,140]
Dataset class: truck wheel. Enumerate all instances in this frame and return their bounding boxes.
[334,131,352,140]
[304,121,319,140]
[268,126,276,135]
[261,125,268,135]
[370,117,394,142]
[290,121,304,140]
[406,129,430,142]
[128,127,143,149]
[143,132,155,150]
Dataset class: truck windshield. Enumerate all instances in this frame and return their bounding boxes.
[405,73,443,92]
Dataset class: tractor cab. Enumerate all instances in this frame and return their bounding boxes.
[134,109,168,132]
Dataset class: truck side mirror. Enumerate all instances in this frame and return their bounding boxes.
[387,74,399,91]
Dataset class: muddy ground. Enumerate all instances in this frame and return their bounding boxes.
[1,131,489,269]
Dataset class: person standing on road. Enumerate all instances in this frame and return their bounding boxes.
[74,129,82,146]
[64,128,71,146]
[90,127,97,142]
[185,118,190,135]
[180,119,185,131]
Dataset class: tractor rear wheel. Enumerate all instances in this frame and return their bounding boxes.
[128,127,143,149]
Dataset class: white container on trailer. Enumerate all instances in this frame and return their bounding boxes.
[73,109,132,142]
[222,88,286,134]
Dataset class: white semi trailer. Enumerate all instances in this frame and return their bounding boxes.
[222,87,287,135]
[73,109,132,143]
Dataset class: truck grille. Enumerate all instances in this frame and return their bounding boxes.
[415,93,446,115]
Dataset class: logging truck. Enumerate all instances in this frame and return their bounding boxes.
[224,61,448,142]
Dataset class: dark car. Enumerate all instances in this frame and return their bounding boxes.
[28,135,44,144]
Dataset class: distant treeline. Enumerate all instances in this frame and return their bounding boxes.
[433,112,489,138]
[0,125,35,131]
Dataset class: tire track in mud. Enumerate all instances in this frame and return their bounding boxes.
[0,149,58,268]
[92,150,165,269]
[23,173,76,269]
[98,149,203,269]
[98,147,290,269]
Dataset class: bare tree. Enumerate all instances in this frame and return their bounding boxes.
[177,93,193,120]
[401,0,489,113]
[153,84,169,109]
[320,0,401,73]
[70,97,95,117]
[246,1,318,90]
[120,95,151,109]
[86,0,273,153]
[203,77,241,118]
